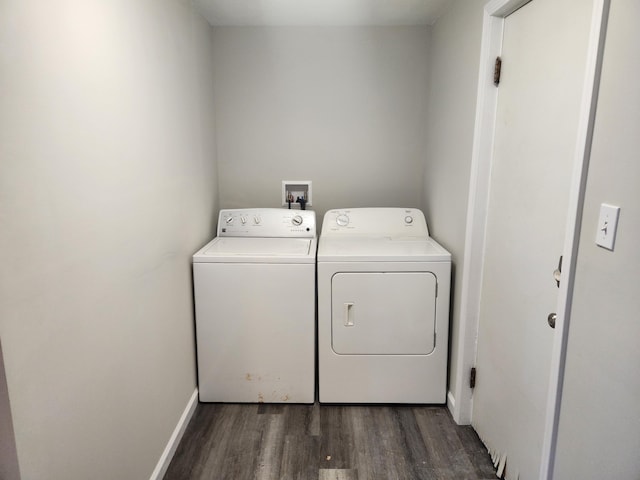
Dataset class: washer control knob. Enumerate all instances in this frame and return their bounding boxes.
[292,215,303,226]
[253,216,261,225]
[225,216,234,224]
[404,215,413,224]
[336,214,350,227]
[240,216,247,225]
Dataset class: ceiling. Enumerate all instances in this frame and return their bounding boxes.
[192,0,454,26]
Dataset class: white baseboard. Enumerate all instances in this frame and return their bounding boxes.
[149,388,199,480]
[446,390,456,416]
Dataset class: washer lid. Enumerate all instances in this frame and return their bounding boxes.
[317,236,450,262]
[193,237,317,263]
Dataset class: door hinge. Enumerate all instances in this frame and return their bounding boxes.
[494,56,502,86]
[470,367,477,389]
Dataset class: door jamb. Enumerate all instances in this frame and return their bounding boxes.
[451,2,609,480]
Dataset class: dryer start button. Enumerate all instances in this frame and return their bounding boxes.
[405,216,414,224]
[336,214,350,227]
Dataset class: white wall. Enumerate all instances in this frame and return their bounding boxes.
[211,26,431,219]
[422,0,486,418]
[0,1,217,478]
[553,0,640,477]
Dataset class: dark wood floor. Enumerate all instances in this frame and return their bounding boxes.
[164,403,496,480]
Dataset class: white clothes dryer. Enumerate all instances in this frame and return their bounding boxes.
[193,208,316,403]
[317,208,451,403]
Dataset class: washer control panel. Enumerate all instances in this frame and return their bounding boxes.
[321,208,429,237]
[217,208,316,238]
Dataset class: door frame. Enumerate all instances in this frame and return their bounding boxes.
[450,0,610,477]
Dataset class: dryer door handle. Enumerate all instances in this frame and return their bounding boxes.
[344,303,355,327]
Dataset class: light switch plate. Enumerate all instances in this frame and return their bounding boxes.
[595,203,620,251]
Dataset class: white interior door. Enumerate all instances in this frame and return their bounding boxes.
[471,0,593,478]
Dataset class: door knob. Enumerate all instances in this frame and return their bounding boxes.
[547,313,557,329]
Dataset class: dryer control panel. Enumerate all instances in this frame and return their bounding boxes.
[217,208,316,238]
[321,208,429,238]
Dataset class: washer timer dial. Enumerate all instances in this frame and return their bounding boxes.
[292,215,303,226]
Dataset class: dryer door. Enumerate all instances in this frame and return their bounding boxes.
[331,272,436,355]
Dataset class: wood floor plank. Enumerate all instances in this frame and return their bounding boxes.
[281,404,320,438]
[307,402,321,436]
[393,407,439,479]
[201,404,262,480]
[319,469,359,480]
[164,403,241,480]
[319,406,356,470]
[279,434,321,480]
[350,406,419,480]
[163,403,496,480]
[455,425,497,479]
[413,407,495,480]
[254,412,285,480]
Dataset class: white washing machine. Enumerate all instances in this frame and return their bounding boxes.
[317,208,451,404]
[193,208,316,403]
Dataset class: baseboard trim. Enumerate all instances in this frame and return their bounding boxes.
[149,388,199,480]
[446,390,456,416]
